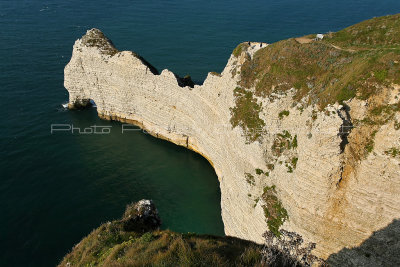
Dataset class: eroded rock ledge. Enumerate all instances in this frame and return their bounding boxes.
[65,16,400,265]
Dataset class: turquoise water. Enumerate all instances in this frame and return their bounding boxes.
[1,0,400,266]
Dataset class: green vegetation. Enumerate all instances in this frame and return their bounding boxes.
[230,87,265,143]
[278,110,290,119]
[230,14,400,156]
[374,69,388,82]
[285,157,298,173]
[255,168,270,177]
[385,147,400,157]
[336,86,357,104]
[253,197,260,208]
[245,172,255,186]
[262,186,289,237]
[291,157,298,168]
[234,14,400,111]
[286,165,293,173]
[81,29,160,74]
[210,71,222,77]
[59,224,263,267]
[365,130,378,154]
[267,164,275,170]
[311,110,318,121]
[357,103,400,129]
[326,14,400,49]
[271,131,298,157]
[81,29,119,56]
[232,42,250,57]
[395,120,400,130]
[291,135,298,149]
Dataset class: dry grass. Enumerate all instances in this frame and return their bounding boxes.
[238,38,400,109]
[326,14,400,49]
[58,223,264,267]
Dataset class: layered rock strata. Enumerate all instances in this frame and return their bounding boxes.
[64,25,400,264]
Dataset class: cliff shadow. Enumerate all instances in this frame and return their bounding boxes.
[326,219,400,266]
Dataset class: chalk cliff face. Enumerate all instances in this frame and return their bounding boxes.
[64,16,400,264]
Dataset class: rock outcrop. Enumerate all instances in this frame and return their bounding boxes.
[64,15,400,264]
[121,199,161,232]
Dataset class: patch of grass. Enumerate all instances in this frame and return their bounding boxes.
[230,87,266,143]
[326,14,400,49]
[395,120,400,130]
[311,110,318,121]
[272,131,298,157]
[371,103,399,117]
[292,135,298,149]
[140,232,154,243]
[285,157,298,173]
[385,147,400,157]
[337,86,356,104]
[233,42,250,57]
[58,203,266,267]
[365,130,378,154]
[286,165,293,173]
[374,69,388,82]
[81,29,119,56]
[210,71,222,77]
[278,110,290,119]
[234,14,400,112]
[291,157,298,168]
[255,168,264,175]
[245,172,255,186]
[253,197,260,208]
[59,228,263,267]
[262,186,289,237]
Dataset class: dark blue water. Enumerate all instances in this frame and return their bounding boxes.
[1,0,400,266]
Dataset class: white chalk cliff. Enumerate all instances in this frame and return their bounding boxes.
[64,24,400,265]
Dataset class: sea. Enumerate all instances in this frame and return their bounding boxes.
[1,0,399,266]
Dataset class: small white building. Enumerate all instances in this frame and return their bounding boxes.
[316,34,324,40]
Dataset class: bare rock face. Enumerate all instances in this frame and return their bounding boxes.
[121,199,161,232]
[64,28,400,264]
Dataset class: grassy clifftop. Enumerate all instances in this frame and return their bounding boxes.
[59,227,263,267]
[235,14,400,108]
[58,201,264,267]
[231,14,400,145]
[328,14,400,49]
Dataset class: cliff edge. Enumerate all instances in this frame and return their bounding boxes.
[64,14,400,265]
[58,200,264,266]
